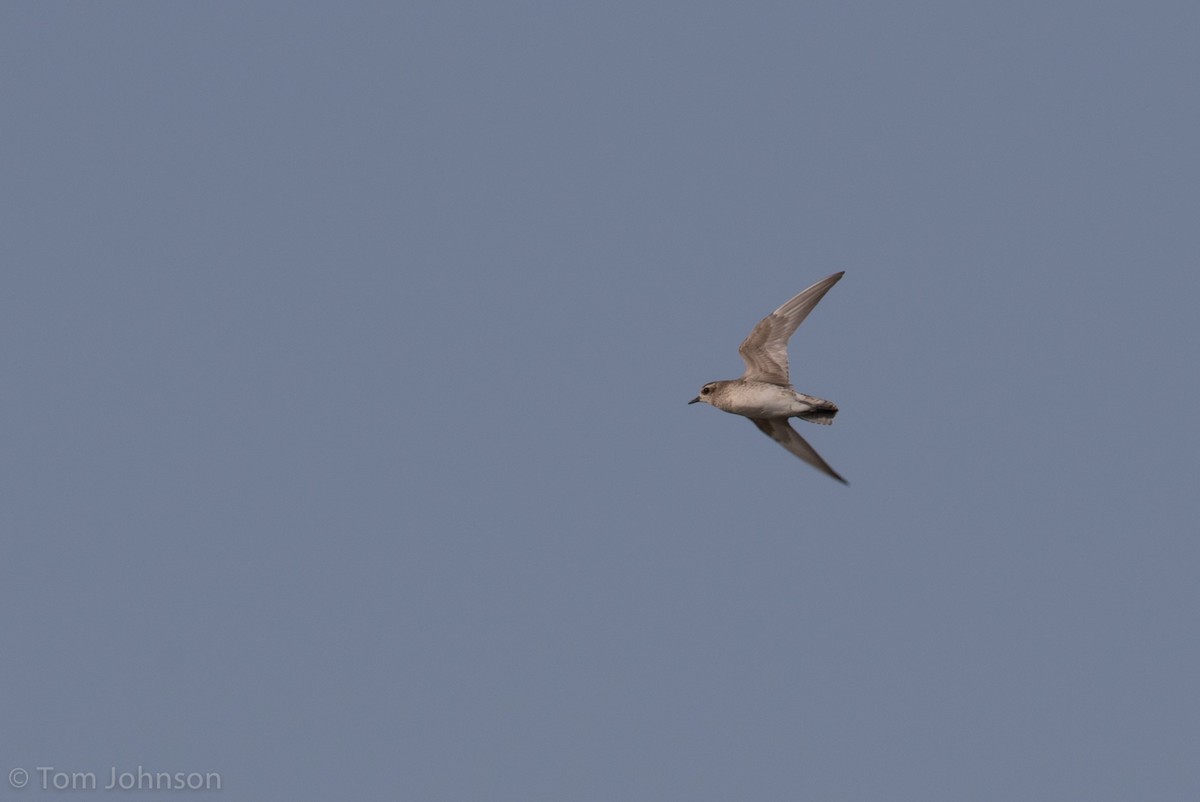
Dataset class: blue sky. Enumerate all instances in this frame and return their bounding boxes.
[3,3,1199,800]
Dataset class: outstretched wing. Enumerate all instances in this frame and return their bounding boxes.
[750,417,847,484]
[738,272,844,385]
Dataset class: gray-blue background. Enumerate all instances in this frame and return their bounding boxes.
[4,3,1198,799]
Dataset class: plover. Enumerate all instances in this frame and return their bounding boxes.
[689,272,847,484]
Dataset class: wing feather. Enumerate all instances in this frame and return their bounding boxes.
[750,417,848,484]
[738,272,844,385]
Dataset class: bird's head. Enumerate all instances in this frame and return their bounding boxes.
[688,383,718,406]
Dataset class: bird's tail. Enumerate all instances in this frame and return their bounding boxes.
[794,396,838,426]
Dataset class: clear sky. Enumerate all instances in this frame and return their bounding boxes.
[3,3,1198,800]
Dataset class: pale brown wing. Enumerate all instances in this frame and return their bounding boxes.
[738,272,844,385]
[750,418,848,484]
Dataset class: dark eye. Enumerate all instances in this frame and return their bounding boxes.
[701,387,710,395]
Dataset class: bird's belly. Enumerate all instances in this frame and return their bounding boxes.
[718,384,811,417]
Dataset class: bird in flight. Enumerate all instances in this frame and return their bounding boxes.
[689,272,847,483]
